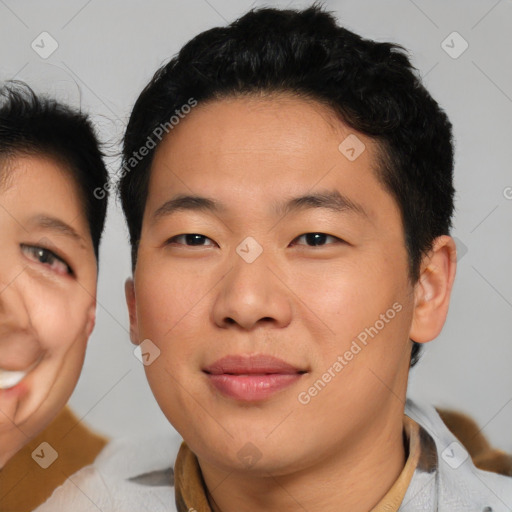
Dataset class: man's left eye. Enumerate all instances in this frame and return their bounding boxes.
[21,244,72,275]
[292,233,343,247]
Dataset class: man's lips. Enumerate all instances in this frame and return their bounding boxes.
[203,354,305,375]
[203,355,306,401]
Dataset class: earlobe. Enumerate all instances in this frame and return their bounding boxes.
[410,235,457,344]
[125,278,140,345]
[85,303,96,338]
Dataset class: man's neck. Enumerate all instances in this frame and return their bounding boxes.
[198,411,407,512]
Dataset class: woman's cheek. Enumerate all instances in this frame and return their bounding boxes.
[32,294,91,352]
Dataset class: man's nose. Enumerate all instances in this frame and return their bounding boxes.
[211,248,293,331]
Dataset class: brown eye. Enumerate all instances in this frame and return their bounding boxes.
[292,233,343,247]
[166,234,216,247]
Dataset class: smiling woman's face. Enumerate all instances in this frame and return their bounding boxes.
[127,94,423,477]
[0,155,97,465]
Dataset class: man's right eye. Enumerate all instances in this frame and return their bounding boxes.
[165,234,216,247]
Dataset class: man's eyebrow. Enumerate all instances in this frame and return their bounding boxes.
[152,195,226,222]
[28,215,85,244]
[273,190,368,218]
[152,190,368,222]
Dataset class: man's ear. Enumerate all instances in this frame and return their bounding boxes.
[410,235,457,344]
[125,278,140,346]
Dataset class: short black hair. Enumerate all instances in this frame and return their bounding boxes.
[0,81,109,259]
[119,3,455,366]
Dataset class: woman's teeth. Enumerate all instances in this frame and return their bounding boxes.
[0,369,28,390]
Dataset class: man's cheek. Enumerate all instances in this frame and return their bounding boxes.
[298,272,364,307]
[140,271,193,307]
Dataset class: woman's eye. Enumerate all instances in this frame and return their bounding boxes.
[21,245,72,275]
[166,234,216,247]
[292,233,343,247]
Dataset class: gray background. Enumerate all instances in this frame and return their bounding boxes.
[1,0,511,451]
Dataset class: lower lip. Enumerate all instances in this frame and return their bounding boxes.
[206,373,303,401]
[0,380,28,398]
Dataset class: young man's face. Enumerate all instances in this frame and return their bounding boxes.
[127,94,436,475]
[0,155,97,465]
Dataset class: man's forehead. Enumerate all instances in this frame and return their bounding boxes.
[155,94,362,157]
[145,94,390,226]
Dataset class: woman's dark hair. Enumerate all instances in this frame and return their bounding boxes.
[0,81,109,259]
[119,3,455,366]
